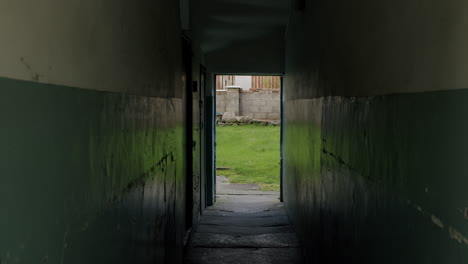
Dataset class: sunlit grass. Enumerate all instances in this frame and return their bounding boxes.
[216,124,280,191]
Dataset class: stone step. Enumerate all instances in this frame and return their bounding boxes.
[200,215,290,227]
[196,224,295,235]
[185,248,303,264]
[190,233,301,248]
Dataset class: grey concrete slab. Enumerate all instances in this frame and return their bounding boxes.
[195,225,294,235]
[184,176,303,264]
[209,204,283,214]
[185,248,304,264]
[216,176,279,195]
[211,195,284,214]
[202,208,286,218]
[215,194,281,203]
[217,189,279,195]
[219,182,260,191]
[190,233,301,248]
[199,215,290,227]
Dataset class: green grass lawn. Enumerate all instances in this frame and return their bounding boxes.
[216,124,280,191]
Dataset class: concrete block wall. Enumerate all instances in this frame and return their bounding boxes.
[216,90,227,114]
[216,88,280,120]
[225,88,241,115]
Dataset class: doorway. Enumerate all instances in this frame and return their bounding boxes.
[214,75,282,198]
[184,75,303,263]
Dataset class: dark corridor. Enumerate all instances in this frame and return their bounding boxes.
[1,0,468,264]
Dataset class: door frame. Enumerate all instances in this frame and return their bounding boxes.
[280,76,284,202]
[199,65,207,209]
[206,74,284,203]
[182,36,194,230]
[204,72,216,206]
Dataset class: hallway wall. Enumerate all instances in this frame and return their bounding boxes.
[0,1,189,263]
[190,44,206,225]
[283,0,468,263]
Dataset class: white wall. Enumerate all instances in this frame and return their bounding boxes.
[235,76,252,90]
[285,0,468,98]
[0,0,182,97]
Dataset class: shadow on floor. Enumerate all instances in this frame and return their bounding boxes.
[184,176,303,264]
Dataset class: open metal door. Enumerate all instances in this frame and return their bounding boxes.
[280,76,284,202]
[204,73,216,206]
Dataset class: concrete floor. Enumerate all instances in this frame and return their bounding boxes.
[184,177,303,264]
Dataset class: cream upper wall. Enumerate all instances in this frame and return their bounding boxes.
[285,0,468,98]
[0,0,183,98]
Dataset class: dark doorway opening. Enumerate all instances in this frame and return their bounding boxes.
[184,76,303,263]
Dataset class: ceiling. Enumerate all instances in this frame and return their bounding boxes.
[194,0,291,53]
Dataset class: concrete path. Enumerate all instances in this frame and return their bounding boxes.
[184,177,303,264]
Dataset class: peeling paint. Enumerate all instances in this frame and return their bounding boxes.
[407,201,445,229]
[416,205,424,214]
[431,215,444,229]
[449,227,468,245]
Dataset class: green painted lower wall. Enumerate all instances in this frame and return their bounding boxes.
[0,78,185,264]
[284,90,468,263]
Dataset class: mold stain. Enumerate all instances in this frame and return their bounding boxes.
[465,208,468,220]
[415,205,424,214]
[32,73,40,81]
[19,57,42,82]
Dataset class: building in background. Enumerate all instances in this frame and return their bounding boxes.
[216,75,235,90]
[216,75,280,91]
[216,75,281,120]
